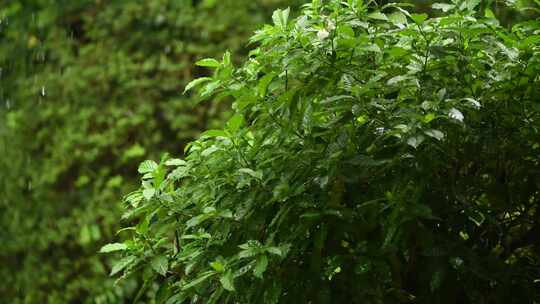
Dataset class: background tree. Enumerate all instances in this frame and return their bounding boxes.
[0,0,302,302]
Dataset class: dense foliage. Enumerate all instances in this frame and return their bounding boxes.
[0,1,300,302]
[109,0,540,303]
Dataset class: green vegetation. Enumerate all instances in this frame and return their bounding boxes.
[107,0,540,303]
[0,1,300,302]
[1,0,539,303]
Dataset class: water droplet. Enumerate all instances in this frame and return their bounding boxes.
[41,86,46,97]
[28,181,32,191]
[6,99,11,109]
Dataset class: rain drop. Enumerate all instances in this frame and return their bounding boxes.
[6,99,11,110]
[41,86,46,97]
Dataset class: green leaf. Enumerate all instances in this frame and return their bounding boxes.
[238,168,263,180]
[125,190,144,208]
[361,43,381,53]
[110,255,136,276]
[166,294,187,304]
[219,271,235,291]
[136,214,151,234]
[201,129,228,138]
[253,255,268,279]
[465,0,482,10]
[100,243,128,253]
[181,271,216,291]
[219,210,233,218]
[410,13,428,24]
[338,25,355,37]
[184,77,212,93]
[143,188,155,200]
[258,73,276,97]
[151,255,168,276]
[222,51,231,67]
[367,12,388,21]
[239,248,258,259]
[138,160,158,174]
[186,214,210,228]
[165,158,187,166]
[423,113,436,123]
[227,114,244,133]
[432,3,455,12]
[200,80,221,97]
[424,129,444,141]
[210,261,225,273]
[266,247,283,257]
[272,8,290,29]
[387,75,409,85]
[484,7,496,18]
[407,135,425,149]
[388,11,407,27]
[195,58,220,68]
[201,146,220,157]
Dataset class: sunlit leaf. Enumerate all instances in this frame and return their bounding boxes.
[100,243,128,253]
[110,256,136,276]
[138,160,158,174]
[151,255,168,276]
[195,58,220,68]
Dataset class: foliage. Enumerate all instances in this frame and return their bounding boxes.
[0,0,301,303]
[109,0,540,303]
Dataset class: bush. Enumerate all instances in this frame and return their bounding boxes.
[0,1,301,302]
[110,0,540,303]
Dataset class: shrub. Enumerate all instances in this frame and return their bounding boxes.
[0,1,301,302]
[109,0,540,303]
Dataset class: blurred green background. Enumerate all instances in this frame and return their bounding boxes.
[0,1,302,302]
[0,0,536,303]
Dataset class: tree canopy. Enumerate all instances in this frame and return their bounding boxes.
[107,0,540,303]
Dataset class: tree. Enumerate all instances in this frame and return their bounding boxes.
[108,0,540,303]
